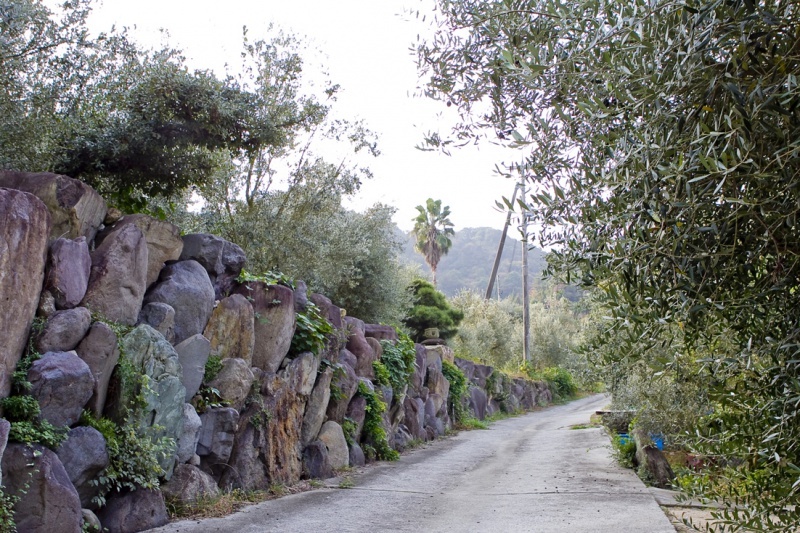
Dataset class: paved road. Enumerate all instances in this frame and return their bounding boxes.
[150,394,675,533]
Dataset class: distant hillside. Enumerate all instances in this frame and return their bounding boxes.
[400,227,548,298]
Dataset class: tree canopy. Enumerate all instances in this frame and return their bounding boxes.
[418,0,800,528]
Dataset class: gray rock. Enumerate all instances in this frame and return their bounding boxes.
[75,321,120,417]
[35,306,92,353]
[455,357,476,383]
[56,426,109,509]
[403,397,426,440]
[348,441,366,467]
[317,421,348,470]
[216,402,270,491]
[0,171,106,242]
[203,294,255,364]
[96,214,183,288]
[345,317,376,379]
[108,325,185,474]
[425,346,443,373]
[290,352,319,397]
[338,349,357,370]
[144,260,215,345]
[326,362,359,423]
[46,237,91,309]
[1,443,82,532]
[82,509,102,533]
[468,386,488,420]
[196,407,240,466]
[302,440,332,479]
[96,489,168,533]
[161,464,220,504]
[364,324,398,341]
[394,424,413,452]
[180,233,246,298]
[38,289,57,318]
[309,293,342,330]
[293,280,309,312]
[81,223,148,326]
[208,358,255,410]
[0,188,50,398]
[409,344,427,395]
[177,403,202,464]
[137,302,176,344]
[426,366,450,407]
[345,395,367,443]
[301,367,333,446]
[233,282,295,373]
[29,351,95,427]
[174,334,211,402]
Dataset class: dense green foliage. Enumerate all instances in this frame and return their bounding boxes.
[449,291,522,369]
[419,0,800,528]
[441,360,468,424]
[356,381,399,461]
[290,303,334,357]
[403,279,464,342]
[411,198,455,286]
[523,366,577,401]
[80,411,172,508]
[378,333,417,395]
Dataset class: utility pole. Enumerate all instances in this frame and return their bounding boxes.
[521,183,531,363]
[485,181,521,300]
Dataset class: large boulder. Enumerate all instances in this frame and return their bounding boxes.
[345,395,367,443]
[144,260,215,345]
[0,188,50,398]
[208,357,255,410]
[467,386,488,421]
[426,366,450,408]
[326,362,359,423]
[0,418,9,481]
[96,214,183,288]
[233,282,295,373]
[309,293,342,330]
[203,294,255,364]
[1,443,83,533]
[161,464,220,504]
[56,426,109,509]
[96,489,168,533]
[345,318,376,379]
[179,233,246,298]
[137,302,176,344]
[34,306,92,354]
[317,421,348,471]
[301,366,333,446]
[302,440,332,479]
[0,171,106,242]
[196,407,240,468]
[45,237,91,309]
[173,334,211,402]
[75,321,120,417]
[409,344,427,395]
[81,223,148,326]
[216,402,270,490]
[176,403,202,464]
[109,326,185,473]
[28,351,95,427]
[403,396,426,440]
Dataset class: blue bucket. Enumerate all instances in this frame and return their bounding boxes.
[650,433,665,451]
[617,433,630,445]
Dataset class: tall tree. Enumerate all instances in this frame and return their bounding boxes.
[417,0,800,529]
[412,198,455,286]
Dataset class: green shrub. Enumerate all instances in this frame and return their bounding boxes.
[378,332,416,394]
[611,433,637,469]
[80,411,173,508]
[403,279,463,342]
[357,382,399,461]
[290,303,333,357]
[441,360,468,424]
[372,361,391,388]
[523,365,577,400]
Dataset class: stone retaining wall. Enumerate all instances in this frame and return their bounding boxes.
[0,171,552,533]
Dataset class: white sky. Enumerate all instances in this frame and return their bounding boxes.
[84,0,522,232]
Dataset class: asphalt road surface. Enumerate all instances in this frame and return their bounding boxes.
[150,394,675,533]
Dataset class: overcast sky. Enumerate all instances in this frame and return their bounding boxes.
[85,0,521,231]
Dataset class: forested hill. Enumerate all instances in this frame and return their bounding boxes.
[399,227,548,298]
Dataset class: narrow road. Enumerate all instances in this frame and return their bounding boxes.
[151,394,675,532]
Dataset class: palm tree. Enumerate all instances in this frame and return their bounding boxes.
[412,198,455,286]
